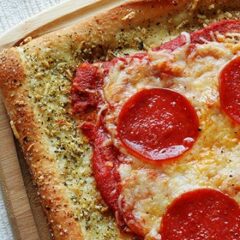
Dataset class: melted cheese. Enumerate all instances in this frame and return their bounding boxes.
[102,39,240,239]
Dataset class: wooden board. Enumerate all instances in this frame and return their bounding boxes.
[0,0,126,239]
[0,101,46,240]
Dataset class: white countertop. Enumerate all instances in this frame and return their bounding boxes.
[0,1,64,239]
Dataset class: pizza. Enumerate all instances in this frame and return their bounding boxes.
[1,0,240,240]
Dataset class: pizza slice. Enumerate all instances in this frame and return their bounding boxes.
[1,0,240,240]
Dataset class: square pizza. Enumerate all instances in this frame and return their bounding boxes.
[1,1,240,239]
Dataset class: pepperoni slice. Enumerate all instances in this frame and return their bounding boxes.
[117,88,199,163]
[156,20,240,51]
[160,189,240,240]
[219,56,240,124]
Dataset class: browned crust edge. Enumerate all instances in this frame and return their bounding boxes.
[1,0,240,239]
[0,48,83,239]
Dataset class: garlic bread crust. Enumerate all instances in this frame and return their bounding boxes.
[1,1,240,239]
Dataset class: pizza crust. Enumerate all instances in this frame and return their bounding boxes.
[0,48,85,239]
[0,1,240,239]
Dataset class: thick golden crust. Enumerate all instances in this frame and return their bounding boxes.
[1,0,240,240]
[0,49,83,239]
